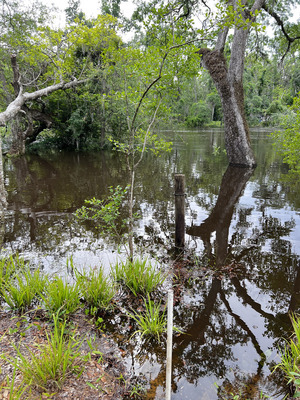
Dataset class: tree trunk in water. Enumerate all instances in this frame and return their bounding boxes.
[187,165,253,266]
[8,114,26,156]
[198,0,266,167]
[199,48,256,167]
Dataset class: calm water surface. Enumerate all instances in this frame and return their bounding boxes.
[1,128,300,399]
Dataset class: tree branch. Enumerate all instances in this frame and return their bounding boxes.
[0,78,87,127]
[215,27,229,52]
[11,54,22,96]
[134,96,163,170]
[130,38,200,131]
[262,3,300,60]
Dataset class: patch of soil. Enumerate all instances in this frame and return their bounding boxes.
[0,309,132,400]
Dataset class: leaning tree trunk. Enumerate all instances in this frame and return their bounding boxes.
[8,106,53,156]
[198,0,265,167]
[199,46,256,167]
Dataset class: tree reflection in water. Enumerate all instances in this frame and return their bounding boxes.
[1,135,300,399]
[145,166,300,399]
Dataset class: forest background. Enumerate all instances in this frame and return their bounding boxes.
[0,0,299,169]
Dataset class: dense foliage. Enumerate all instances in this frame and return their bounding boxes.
[0,0,299,165]
[271,93,300,172]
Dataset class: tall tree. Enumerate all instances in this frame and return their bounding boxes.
[197,0,299,166]
[101,0,123,18]
[128,0,300,166]
[0,5,120,211]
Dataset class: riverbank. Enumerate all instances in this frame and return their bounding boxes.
[0,308,131,400]
[0,256,166,399]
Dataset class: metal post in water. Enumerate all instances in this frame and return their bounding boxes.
[174,174,185,248]
[166,289,174,400]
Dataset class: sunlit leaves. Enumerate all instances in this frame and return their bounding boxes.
[215,0,264,32]
[19,15,121,85]
[0,0,52,50]
[103,36,200,136]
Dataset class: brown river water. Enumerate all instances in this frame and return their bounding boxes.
[1,128,300,399]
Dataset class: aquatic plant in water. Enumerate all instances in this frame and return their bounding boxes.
[128,294,167,342]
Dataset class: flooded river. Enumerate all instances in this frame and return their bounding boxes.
[1,128,300,399]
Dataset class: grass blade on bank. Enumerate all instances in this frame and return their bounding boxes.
[0,254,26,296]
[2,361,31,399]
[274,314,300,397]
[76,267,115,316]
[2,267,48,312]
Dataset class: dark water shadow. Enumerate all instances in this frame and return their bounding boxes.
[145,166,300,399]
[187,166,254,266]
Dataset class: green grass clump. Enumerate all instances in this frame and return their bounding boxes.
[275,314,300,397]
[2,314,83,392]
[0,255,25,295]
[2,267,48,312]
[129,295,166,341]
[76,267,115,315]
[42,277,81,319]
[112,258,165,296]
